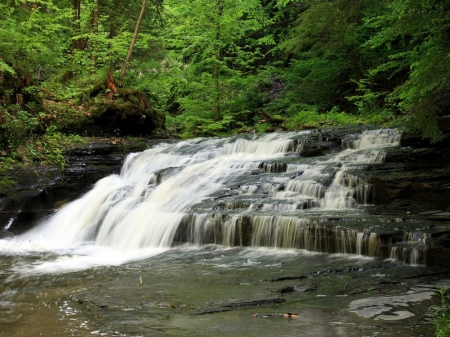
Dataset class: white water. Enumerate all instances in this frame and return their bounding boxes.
[0,129,402,273]
[388,231,430,265]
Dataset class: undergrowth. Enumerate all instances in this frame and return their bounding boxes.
[0,128,86,171]
[431,287,450,337]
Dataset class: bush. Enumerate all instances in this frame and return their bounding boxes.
[431,288,450,337]
[0,109,40,150]
[283,107,365,130]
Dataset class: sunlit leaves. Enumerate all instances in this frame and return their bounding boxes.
[0,60,16,75]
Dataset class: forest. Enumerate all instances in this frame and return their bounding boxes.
[1,0,450,169]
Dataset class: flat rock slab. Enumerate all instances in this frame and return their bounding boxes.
[376,310,416,321]
[348,289,436,320]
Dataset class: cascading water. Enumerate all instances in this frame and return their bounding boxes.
[389,232,430,265]
[1,128,411,271]
[3,127,445,337]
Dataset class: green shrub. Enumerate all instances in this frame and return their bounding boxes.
[430,287,450,337]
[0,109,40,150]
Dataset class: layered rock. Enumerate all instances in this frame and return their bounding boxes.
[1,125,449,267]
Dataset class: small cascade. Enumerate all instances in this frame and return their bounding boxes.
[388,232,430,265]
[286,180,325,199]
[261,162,288,173]
[174,213,381,257]
[321,129,400,209]
[342,129,401,151]
[2,127,423,266]
[368,233,378,257]
[356,232,366,255]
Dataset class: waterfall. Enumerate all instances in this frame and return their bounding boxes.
[388,232,430,265]
[2,128,411,267]
[356,232,366,255]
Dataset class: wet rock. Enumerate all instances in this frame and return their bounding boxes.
[0,140,149,234]
[375,310,415,320]
[427,212,450,221]
[431,233,450,249]
[142,301,176,309]
[2,125,450,268]
[300,284,318,292]
[347,288,367,295]
[348,289,435,320]
[270,275,307,282]
[372,279,400,286]
[301,144,331,157]
[278,285,297,293]
[193,297,286,315]
[360,141,450,213]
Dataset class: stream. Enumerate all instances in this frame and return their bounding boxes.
[1,128,448,336]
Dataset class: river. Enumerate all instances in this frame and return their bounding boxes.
[0,128,447,336]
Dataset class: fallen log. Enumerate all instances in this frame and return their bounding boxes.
[258,108,284,125]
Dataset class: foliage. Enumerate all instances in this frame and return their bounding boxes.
[29,127,86,169]
[164,0,264,126]
[277,0,450,141]
[0,3,67,78]
[0,0,166,167]
[0,104,86,170]
[429,287,450,337]
[347,78,386,115]
[283,107,364,130]
[1,124,86,170]
[1,0,450,158]
[0,109,40,151]
[0,173,17,190]
[361,0,450,141]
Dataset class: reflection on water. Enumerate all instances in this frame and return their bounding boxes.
[0,246,440,337]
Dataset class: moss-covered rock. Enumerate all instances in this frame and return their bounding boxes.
[85,88,165,136]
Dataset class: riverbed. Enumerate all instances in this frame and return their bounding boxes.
[1,245,448,336]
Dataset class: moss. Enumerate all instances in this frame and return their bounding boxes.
[86,88,165,136]
[0,173,17,190]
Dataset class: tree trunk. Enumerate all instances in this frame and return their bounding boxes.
[90,0,99,67]
[214,22,221,121]
[258,108,283,125]
[214,0,224,121]
[72,0,81,51]
[92,1,99,34]
[120,0,147,77]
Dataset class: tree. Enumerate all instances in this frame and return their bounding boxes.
[2,0,449,146]
[277,0,370,112]
[121,0,147,76]
[0,1,67,105]
[72,0,82,52]
[164,0,281,136]
[362,0,450,141]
